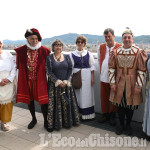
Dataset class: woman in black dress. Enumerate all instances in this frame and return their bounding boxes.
[45,39,80,132]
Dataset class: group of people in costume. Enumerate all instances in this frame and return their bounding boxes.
[98,27,150,139]
[0,28,95,132]
[0,27,150,141]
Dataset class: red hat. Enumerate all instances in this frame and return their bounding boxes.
[25,28,42,41]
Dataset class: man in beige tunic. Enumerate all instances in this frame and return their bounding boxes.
[108,28,147,135]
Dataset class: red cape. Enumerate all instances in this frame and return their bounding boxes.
[15,45,50,105]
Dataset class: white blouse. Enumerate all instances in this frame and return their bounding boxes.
[97,43,116,83]
[70,49,96,73]
[0,51,16,83]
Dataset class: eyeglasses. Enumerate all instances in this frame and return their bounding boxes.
[54,44,62,47]
[77,41,84,44]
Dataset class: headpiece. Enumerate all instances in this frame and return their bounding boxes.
[25,28,42,41]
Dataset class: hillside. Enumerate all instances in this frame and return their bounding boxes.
[3,33,150,45]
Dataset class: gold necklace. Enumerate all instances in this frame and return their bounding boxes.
[27,50,38,71]
[54,54,61,62]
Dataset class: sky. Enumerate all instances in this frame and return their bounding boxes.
[0,0,150,40]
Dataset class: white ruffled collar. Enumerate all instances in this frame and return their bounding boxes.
[76,49,86,54]
[26,40,41,50]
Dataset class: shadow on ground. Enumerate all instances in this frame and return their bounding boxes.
[14,101,145,139]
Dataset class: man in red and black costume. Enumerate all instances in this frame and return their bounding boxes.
[15,28,50,131]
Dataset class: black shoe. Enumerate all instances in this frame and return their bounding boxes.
[126,125,132,136]
[109,112,116,126]
[142,131,150,141]
[46,127,54,132]
[80,118,88,122]
[109,117,116,126]
[44,124,54,132]
[98,114,109,123]
[73,122,80,127]
[109,118,116,126]
[28,119,37,129]
[146,135,150,141]
[44,121,53,132]
[115,125,124,135]
[81,117,95,122]
[64,126,71,129]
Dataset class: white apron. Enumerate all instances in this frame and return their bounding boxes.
[75,68,95,109]
[0,71,16,104]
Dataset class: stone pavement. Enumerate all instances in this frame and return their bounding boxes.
[0,106,150,150]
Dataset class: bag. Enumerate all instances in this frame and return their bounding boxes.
[71,70,82,89]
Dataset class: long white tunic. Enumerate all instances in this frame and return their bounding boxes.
[70,49,96,109]
[0,51,17,104]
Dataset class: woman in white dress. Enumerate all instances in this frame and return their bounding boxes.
[0,40,16,131]
[70,35,96,120]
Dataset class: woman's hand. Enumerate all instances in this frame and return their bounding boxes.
[59,82,66,88]
[62,81,67,87]
[3,78,10,84]
[0,81,5,86]
[0,79,10,86]
[91,71,95,86]
[91,77,95,86]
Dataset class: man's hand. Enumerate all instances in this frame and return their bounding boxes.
[134,87,141,94]
[111,85,117,92]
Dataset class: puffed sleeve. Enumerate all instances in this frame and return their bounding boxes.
[63,55,72,87]
[69,53,74,67]
[108,50,117,85]
[45,56,62,87]
[7,53,17,82]
[89,51,96,71]
[136,50,148,88]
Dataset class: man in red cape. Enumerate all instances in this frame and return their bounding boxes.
[15,28,50,131]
